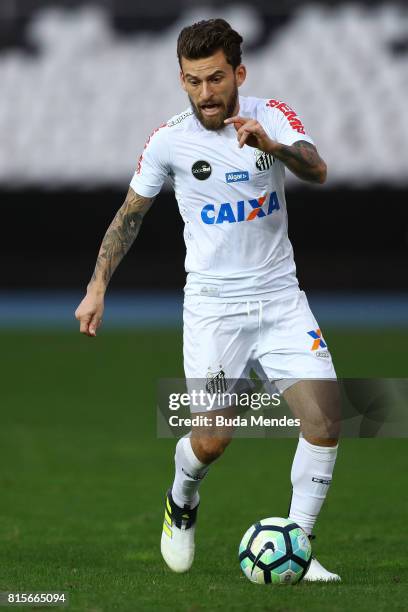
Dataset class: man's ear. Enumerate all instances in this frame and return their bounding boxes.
[180,70,187,91]
[235,64,247,88]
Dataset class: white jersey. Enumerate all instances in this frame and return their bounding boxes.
[130,95,314,300]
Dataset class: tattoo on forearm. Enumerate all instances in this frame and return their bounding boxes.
[278,141,320,165]
[91,189,154,287]
[275,140,326,183]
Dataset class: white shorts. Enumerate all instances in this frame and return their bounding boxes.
[183,290,337,411]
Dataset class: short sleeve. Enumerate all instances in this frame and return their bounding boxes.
[262,98,314,147]
[130,123,170,198]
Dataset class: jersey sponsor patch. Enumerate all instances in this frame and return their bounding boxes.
[225,170,249,183]
[266,99,306,135]
[192,160,212,180]
[201,192,280,225]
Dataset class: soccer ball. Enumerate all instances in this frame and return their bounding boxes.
[239,517,312,584]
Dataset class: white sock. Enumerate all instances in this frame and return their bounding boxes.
[171,436,210,509]
[288,436,338,536]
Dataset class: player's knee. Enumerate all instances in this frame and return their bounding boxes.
[302,421,340,443]
[301,402,341,441]
[193,435,231,463]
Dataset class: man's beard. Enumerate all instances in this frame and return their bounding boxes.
[189,85,238,131]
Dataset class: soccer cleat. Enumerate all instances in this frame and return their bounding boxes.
[160,489,199,573]
[303,537,341,582]
[303,557,341,582]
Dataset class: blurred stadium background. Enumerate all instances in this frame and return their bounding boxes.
[0,0,407,327]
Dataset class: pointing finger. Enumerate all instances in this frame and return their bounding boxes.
[224,115,248,126]
[238,129,250,148]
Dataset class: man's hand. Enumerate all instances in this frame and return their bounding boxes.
[75,290,104,337]
[225,115,327,184]
[74,187,155,337]
[224,115,274,152]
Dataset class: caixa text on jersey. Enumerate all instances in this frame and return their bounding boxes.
[200,192,280,225]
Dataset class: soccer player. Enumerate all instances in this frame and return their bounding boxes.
[75,19,341,581]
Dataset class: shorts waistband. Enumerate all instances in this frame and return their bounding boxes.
[184,286,301,304]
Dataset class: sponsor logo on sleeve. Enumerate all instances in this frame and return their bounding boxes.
[225,170,249,183]
[266,99,306,135]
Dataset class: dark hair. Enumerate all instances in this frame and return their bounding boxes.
[177,19,243,70]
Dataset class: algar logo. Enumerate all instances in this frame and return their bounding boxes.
[201,192,280,225]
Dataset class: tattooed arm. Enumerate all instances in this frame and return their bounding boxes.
[268,140,327,184]
[75,188,154,336]
[90,187,154,290]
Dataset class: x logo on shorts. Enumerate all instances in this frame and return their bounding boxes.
[307,329,327,351]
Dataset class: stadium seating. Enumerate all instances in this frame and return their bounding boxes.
[0,3,407,187]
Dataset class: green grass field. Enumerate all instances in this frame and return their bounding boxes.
[1,328,407,611]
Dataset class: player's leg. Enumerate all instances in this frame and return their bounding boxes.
[161,297,255,572]
[283,378,340,537]
[162,432,233,573]
[258,292,341,581]
[281,379,341,580]
[162,407,236,572]
[171,408,236,510]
